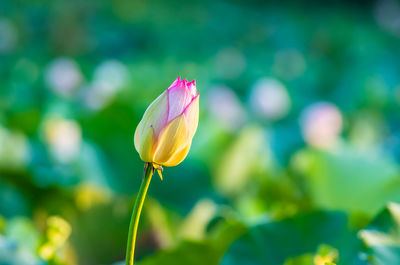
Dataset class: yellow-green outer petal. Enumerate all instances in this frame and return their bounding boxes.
[134,120,142,153]
[153,114,190,165]
[139,91,168,138]
[163,143,192,167]
[134,91,169,162]
[138,126,155,162]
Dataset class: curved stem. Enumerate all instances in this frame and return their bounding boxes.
[125,163,154,265]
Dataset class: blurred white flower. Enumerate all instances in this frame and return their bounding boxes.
[249,78,291,120]
[207,85,246,130]
[94,60,129,88]
[85,60,129,110]
[215,47,247,79]
[44,118,82,163]
[13,247,41,265]
[45,58,82,97]
[300,102,343,149]
[0,19,18,54]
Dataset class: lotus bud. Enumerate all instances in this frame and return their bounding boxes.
[134,77,199,176]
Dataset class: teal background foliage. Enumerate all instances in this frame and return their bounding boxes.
[1,0,400,264]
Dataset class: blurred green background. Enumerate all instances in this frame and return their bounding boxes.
[1,0,400,264]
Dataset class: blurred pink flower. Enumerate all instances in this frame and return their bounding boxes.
[207,85,246,130]
[300,102,342,149]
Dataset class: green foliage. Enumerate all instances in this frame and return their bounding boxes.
[220,211,363,265]
[137,241,219,265]
[1,0,400,264]
[136,218,247,265]
[360,203,400,264]
[294,147,400,216]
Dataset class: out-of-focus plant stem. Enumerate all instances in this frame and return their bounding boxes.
[125,162,154,265]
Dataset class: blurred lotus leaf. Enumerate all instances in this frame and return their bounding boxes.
[136,215,247,265]
[220,211,364,265]
[136,241,220,265]
[360,202,400,264]
[215,126,270,196]
[293,146,400,216]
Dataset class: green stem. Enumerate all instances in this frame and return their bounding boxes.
[125,162,154,265]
